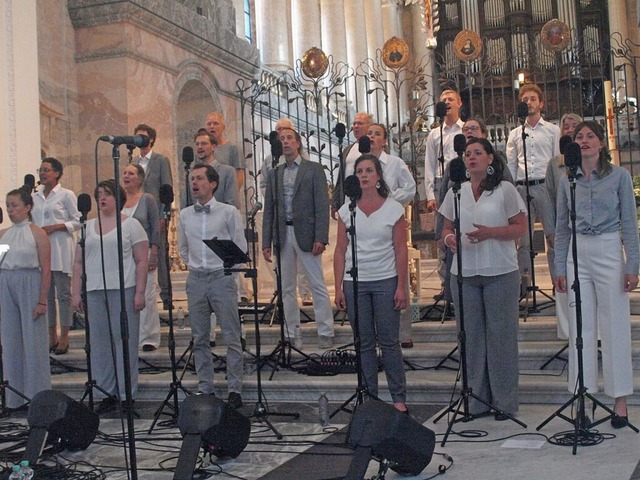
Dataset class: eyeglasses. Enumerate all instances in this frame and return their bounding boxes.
[38,168,53,173]
[462,126,480,133]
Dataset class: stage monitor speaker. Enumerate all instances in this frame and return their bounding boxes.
[25,390,99,464]
[346,400,435,479]
[174,395,250,480]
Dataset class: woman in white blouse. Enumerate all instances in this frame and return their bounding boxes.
[32,157,81,355]
[440,138,527,419]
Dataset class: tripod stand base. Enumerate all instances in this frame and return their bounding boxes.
[252,401,300,440]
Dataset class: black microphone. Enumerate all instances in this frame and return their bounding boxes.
[247,202,263,220]
[0,207,3,224]
[24,174,36,192]
[344,175,361,200]
[334,122,346,140]
[559,135,572,155]
[99,134,150,147]
[450,157,467,185]
[517,102,529,122]
[77,193,92,223]
[159,184,174,219]
[182,146,194,168]
[358,136,371,154]
[268,130,279,143]
[435,101,448,120]
[564,142,582,176]
[271,138,283,159]
[453,134,467,156]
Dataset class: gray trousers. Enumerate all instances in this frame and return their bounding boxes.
[48,270,73,328]
[450,270,520,415]
[0,269,51,408]
[186,269,243,395]
[516,183,554,280]
[87,288,140,399]
[344,277,407,403]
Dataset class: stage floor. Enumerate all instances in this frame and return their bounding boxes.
[2,403,640,479]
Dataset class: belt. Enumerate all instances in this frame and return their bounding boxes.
[285,220,294,226]
[516,179,545,186]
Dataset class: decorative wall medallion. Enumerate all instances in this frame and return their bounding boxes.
[453,29,482,61]
[541,19,571,52]
[301,47,329,78]
[382,36,410,69]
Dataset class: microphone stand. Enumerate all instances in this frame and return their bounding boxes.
[148,201,192,434]
[109,144,139,479]
[536,168,638,453]
[79,207,116,410]
[336,127,346,208]
[245,204,299,438]
[183,155,193,208]
[331,193,379,418]
[432,179,527,446]
[518,117,554,314]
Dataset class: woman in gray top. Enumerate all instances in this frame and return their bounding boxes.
[123,163,161,351]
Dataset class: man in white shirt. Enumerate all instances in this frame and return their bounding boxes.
[423,90,465,213]
[179,164,246,409]
[506,84,560,285]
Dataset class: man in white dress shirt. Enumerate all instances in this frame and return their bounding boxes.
[179,164,246,409]
[423,89,465,213]
[506,84,560,287]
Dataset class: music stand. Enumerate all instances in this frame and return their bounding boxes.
[203,238,251,271]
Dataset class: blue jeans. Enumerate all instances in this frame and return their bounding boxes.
[344,276,406,403]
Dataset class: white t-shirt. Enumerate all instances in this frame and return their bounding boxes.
[338,197,405,282]
[439,181,526,277]
[84,217,148,291]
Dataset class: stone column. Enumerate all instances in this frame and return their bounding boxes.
[0,0,41,225]
[291,0,322,64]
[344,0,368,115]
[381,0,403,136]
[255,0,293,71]
[320,0,347,64]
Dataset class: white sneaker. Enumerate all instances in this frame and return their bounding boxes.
[318,335,333,349]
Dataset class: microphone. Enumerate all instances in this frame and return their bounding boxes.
[24,174,36,192]
[247,202,262,220]
[99,134,150,148]
[182,146,194,168]
[77,193,92,223]
[435,101,448,120]
[159,184,174,219]
[358,136,371,154]
[334,122,346,140]
[516,102,529,122]
[564,142,582,177]
[270,138,283,159]
[450,157,467,185]
[0,207,3,224]
[559,135,572,155]
[344,175,362,199]
[453,134,467,156]
[268,130,279,143]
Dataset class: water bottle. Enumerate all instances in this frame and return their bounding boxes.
[177,306,185,329]
[19,460,34,479]
[8,465,22,480]
[318,392,330,427]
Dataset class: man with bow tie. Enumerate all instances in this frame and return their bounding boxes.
[178,164,246,409]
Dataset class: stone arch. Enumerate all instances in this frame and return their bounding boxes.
[173,61,221,206]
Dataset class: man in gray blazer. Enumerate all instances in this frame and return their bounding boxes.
[262,128,334,349]
[134,123,173,310]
